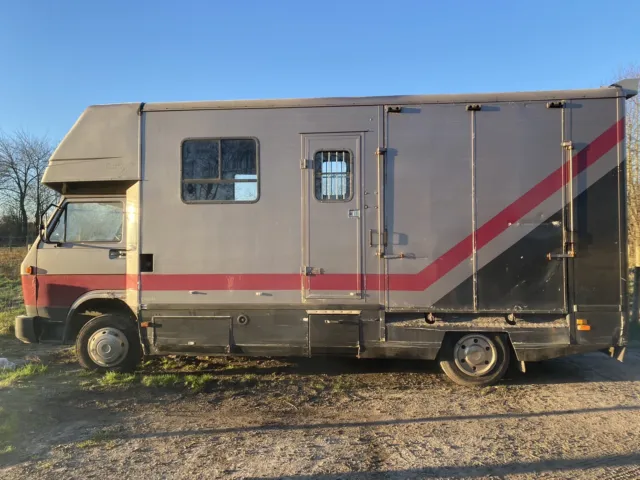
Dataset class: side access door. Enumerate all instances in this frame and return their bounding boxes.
[301,133,364,300]
[301,133,364,355]
[35,197,127,335]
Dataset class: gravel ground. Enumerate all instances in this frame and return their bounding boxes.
[1,337,640,480]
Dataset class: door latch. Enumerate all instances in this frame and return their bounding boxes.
[547,243,576,260]
[109,249,126,259]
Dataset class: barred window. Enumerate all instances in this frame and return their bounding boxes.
[314,150,352,202]
[181,138,258,203]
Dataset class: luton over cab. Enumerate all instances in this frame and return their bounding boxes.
[15,79,639,386]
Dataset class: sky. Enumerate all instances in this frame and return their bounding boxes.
[0,0,638,143]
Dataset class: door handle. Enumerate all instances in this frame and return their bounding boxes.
[324,319,359,325]
[109,249,126,259]
[547,252,575,260]
[547,244,576,260]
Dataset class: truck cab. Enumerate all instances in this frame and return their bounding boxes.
[15,103,142,372]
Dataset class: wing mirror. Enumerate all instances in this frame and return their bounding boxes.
[39,203,62,245]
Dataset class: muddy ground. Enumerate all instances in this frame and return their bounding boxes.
[1,336,640,480]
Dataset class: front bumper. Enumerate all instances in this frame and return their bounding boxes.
[15,315,39,343]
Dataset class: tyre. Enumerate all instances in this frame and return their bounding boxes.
[439,333,510,387]
[76,314,141,373]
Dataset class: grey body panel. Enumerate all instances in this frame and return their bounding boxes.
[141,106,378,306]
[43,104,141,188]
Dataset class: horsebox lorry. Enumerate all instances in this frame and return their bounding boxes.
[14,79,639,386]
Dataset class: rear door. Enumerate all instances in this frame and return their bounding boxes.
[36,197,127,323]
[385,104,473,310]
[384,102,567,312]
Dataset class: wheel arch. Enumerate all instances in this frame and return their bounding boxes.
[437,330,514,359]
[62,291,136,343]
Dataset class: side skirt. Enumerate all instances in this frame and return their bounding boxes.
[139,306,616,363]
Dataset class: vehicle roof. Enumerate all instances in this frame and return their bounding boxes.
[140,85,627,112]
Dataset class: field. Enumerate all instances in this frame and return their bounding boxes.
[0,248,25,336]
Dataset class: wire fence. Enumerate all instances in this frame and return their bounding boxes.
[0,246,26,314]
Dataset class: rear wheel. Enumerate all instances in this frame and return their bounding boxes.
[439,333,510,387]
[76,314,141,373]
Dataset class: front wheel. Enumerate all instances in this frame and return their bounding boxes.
[439,333,510,387]
[76,314,141,373]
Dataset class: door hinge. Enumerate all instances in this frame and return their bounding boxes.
[302,266,321,276]
[547,100,566,109]
[375,147,387,155]
[301,158,312,169]
[562,141,574,150]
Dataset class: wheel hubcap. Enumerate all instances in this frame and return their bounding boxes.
[453,334,498,376]
[87,327,129,367]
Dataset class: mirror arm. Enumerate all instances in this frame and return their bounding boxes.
[40,202,63,245]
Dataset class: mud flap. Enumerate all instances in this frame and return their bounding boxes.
[609,346,626,362]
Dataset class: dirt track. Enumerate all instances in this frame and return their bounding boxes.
[1,338,640,480]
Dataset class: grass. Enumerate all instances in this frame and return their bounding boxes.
[0,363,48,387]
[141,373,181,388]
[0,247,26,336]
[36,460,55,470]
[0,445,15,455]
[0,248,25,278]
[331,376,357,393]
[50,347,77,364]
[96,371,136,388]
[76,427,121,449]
[311,381,326,392]
[183,373,214,392]
[0,307,21,336]
[0,406,18,455]
[95,370,215,392]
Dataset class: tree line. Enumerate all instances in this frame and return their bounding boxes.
[621,66,640,266]
[0,130,56,243]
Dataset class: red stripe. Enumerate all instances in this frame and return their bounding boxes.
[21,275,36,306]
[34,274,125,307]
[27,119,623,300]
[141,273,301,291]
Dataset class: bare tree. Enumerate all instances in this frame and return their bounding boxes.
[0,130,54,240]
[618,66,640,267]
[17,131,57,227]
[613,66,640,330]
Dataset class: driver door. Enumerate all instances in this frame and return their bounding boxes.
[36,197,127,323]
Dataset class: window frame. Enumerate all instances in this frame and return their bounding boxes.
[180,137,260,204]
[47,199,125,245]
[312,149,354,203]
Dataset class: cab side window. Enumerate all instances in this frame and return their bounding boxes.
[49,202,123,243]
